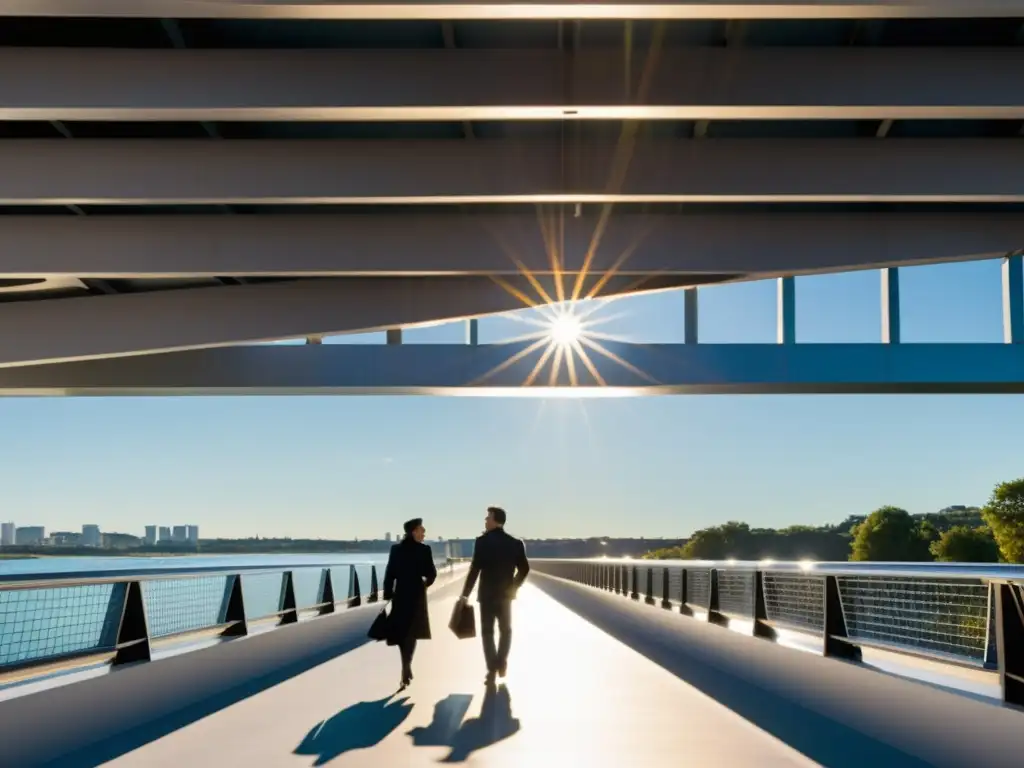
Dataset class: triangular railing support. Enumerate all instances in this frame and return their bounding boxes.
[319,568,336,616]
[221,574,248,637]
[279,571,299,625]
[113,581,152,667]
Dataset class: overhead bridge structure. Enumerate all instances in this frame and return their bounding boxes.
[0,2,1022,394]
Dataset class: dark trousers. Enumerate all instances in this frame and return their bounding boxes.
[480,600,512,672]
[399,638,417,674]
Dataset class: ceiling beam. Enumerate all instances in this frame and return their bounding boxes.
[0,0,1018,20]
[4,47,1024,121]
[3,139,1023,205]
[0,275,692,369]
[2,343,1023,396]
[0,212,1020,278]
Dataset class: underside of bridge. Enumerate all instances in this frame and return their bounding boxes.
[1,2,1023,393]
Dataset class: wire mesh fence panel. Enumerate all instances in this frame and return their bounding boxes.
[291,569,324,610]
[143,576,230,638]
[650,567,665,600]
[718,571,755,618]
[353,564,375,598]
[668,569,684,602]
[241,573,286,620]
[329,566,351,601]
[0,584,124,668]
[837,576,990,663]
[688,569,711,608]
[764,573,825,634]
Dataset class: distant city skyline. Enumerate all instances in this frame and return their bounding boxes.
[2,260,1022,541]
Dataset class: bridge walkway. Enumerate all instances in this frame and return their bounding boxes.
[105,582,816,767]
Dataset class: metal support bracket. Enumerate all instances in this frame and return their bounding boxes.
[221,574,248,637]
[824,575,862,661]
[113,581,152,666]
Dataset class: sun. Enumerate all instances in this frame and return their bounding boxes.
[549,312,583,346]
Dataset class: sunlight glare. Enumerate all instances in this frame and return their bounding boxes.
[549,312,583,346]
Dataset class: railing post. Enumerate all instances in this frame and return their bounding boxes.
[823,575,861,661]
[753,571,777,640]
[644,568,656,605]
[994,581,1024,706]
[221,574,248,637]
[630,566,640,600]
[708,569,728,626]
[661,568,672,609]
[113,580,152,666]
[680,568,693,616]
[347,564,362,608]
[319,568,336,616]
[368,565,380,603]
[279,571,299,625]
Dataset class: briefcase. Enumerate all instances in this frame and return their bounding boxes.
[367,607,389,642]
[449,600,476,639]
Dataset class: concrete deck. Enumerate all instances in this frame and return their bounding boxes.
[104,584,817,767]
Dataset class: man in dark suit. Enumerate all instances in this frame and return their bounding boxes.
[458,506,530,684]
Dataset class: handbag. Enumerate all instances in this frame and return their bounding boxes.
[449,600,476,639]
[367,607,389,641]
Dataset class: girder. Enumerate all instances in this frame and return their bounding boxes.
[5,47,1024,121]
[2,343,1023,396]
[1,212,1019,278]
[0,275,689,369]
[0,0,1019,20]
[4,139,1024,205]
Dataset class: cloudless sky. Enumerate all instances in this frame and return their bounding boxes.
[1,258,1021,540]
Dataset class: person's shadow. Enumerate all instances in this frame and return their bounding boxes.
[408,685,521,763]
[295,695,414,765]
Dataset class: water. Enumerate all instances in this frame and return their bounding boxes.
[0,552,388,577]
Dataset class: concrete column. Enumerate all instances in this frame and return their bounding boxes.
[776,277,796,344]
[1003,253,1023,344]
[386,328,403,345]
[881,267,901,344]
[683,288,699,344]
[465,318,479,346]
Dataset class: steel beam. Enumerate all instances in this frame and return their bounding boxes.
[4,48,1024,122]
[0,275,684,369]
[4,139,1024,205]
[2,212,1020,279]
[1,1,1019,20]
[2,342,1024,396]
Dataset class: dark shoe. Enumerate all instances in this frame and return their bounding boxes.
[484,669,496,686]
[401,668,412,688]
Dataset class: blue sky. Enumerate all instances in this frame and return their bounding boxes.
[1,257,1021,541]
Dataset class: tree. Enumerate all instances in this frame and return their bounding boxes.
[680,521,751,559]
[929,525,1000,563]
[850,506,932,562]
[981,478,1024,563]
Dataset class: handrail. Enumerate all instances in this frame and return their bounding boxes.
[537,558,1024,582]
[532,558,1024,707]
[0,560,386,591]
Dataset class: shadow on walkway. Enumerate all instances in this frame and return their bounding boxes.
[408,685,521,763]
[22,610,381,767]
[295,695,414,765]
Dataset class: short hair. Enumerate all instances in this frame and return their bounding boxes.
[487,506,507,525]
[403,517,423,535]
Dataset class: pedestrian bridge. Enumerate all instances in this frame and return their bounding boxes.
[1,559,1023,767]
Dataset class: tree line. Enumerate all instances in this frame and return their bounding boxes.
[644,478,1024,563]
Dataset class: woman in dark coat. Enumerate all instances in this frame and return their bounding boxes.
[383,517,437,688]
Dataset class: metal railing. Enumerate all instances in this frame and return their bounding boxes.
[533,558,1024,706]
[0,558,456,682]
